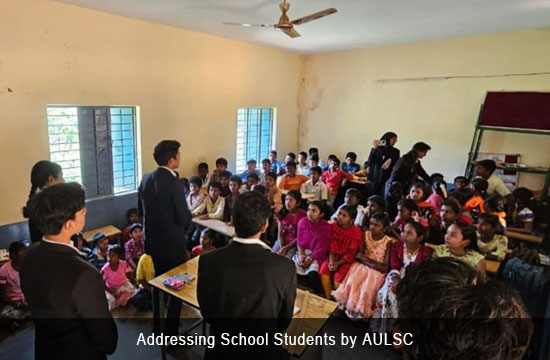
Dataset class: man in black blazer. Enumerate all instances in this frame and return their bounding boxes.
[198,191,297,359]
[138,140,191,335]
[20,183,117,360]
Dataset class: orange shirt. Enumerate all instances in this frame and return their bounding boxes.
[463,195,485,218]
[278,174,309,191]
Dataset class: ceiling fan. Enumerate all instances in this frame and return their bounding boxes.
[223,0,337,38]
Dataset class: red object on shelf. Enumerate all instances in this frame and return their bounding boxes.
[481,92,550,131]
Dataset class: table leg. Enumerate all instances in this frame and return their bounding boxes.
[159,290,166,360]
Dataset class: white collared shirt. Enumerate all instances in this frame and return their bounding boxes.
[160,166,177,178]
[42,237,81,254]
[231,237,271,251]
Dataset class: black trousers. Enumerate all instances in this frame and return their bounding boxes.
[152,254,186,335]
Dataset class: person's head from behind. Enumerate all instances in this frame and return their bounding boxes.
[369,213,390,237]
[9,241,27,267]
[344,188,361,206]
[285,152,296,164]
[129,223,143,242]
[251,184,266,195]
[409,183,426,202]
[108,245,123,267]
[298,151,308,165]
[307,201,326,223]
[286,161,297,176]
[246,172,260,187]
[269,150,278,162]
[470,177,489,196]
[310,166,322,182]
[208,182,222,201]
[445,222,478,255]
[345,152,357,166]
[215,157,228,173]
[261,158,271,173]
[264,172,277,189]
[219,171,232,189]
[329,157,341,171]
[309,154,319,168]
[153,140,181,169]
[398,199,419,222]
[475,159,497,179]
[126,208,139,224]
[198,162,209,179]
[229,175,242,193]
[396,258,532,360]
[484,194,504,213]
[477,213,499,238]
[28,160,64,196]
[284,190,302,212]
[232,191,272,238]
[366,195,384,217]
[411,142,431,159]
[430,173,444,184]
[401,220,425,246]
[512,187,533,208]
[440,199,461,227]
[246,159,257,172]
[25,182,86,238]
[308,147,319,156]
[94,233,109,254]
[189,176,203,195]
[336,205,357,229]
[432,180,448,199]
[200,228,215,248]
[380,132,398,147]
[454,176,469,191]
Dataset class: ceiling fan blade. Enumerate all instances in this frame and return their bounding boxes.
[291,8,337,26]
[282,27,301,38]
[223,22,272,27]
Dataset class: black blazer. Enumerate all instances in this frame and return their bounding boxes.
[138,167,191,258]
[366,146,400,187]
[19,241,117,360]
[197,241,297,359]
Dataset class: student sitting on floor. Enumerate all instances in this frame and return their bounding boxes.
[102,245,135,311]
[300,166,329,203]
[0,241,29,323]
[225,175,241,223]
[433,222,486,277]
[260,158,271,184]
[269,150,283,174]
[319,205,362,300]
[322,154,338,172]
[210,157,228,183]
[219,170,232,197]
[427,180,447,213]
[332,212,393,318]
[71,232,94,262]
[359,195,385,230]
[296,151,310,176]
[407,182,437,223]
[197,162,210,195]
[308,154,320,175]
[463,177,488,222]
[477,213,508,262]
[429,199,471,245]
[293,201,332,295]
[475,159,511,199]
[322,157,354,205]
[192,182,225,221]
[121,208,139,245]
[264,172,283,215]
[390,199,428,240]
[278,161,309,192]
[330,188,364,225]
[124,223,144,272]
[341,152,360,174]
[240,159,261,181]
[92,232,109,270]
[449,176,471,206]
[131,254,154,311]
[240,172,260,193]
[484,194,507,232]
[272,190,307,259]
[187,176,206,213]
[508,187,535,234]
[192,228,218,257]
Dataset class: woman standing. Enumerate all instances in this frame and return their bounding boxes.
[365,132,400,196]
[22,161,64,243]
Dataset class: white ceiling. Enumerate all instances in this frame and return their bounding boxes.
[55,0,550,54]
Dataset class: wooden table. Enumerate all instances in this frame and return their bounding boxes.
[82,225,122,244]
[192,218,235,237]
[350,178,369,185]
[149,256,337,358]
[505,230,543,244]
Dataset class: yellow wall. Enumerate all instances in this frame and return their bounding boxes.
[300,29,550,191]
[0,0,301,225]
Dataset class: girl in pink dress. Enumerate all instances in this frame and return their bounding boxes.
[332,213,393,319]
[272,190,307,259]
[101,245,136,310]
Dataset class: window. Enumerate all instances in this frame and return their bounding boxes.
[235,108,276,173]
[47,106,139,198]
